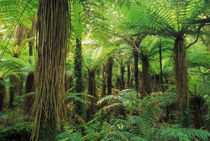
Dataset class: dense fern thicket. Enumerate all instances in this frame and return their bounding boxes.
[0,0,209,141]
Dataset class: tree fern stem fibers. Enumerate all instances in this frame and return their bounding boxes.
[24,72,34,115]
[102,64,107,97]
[87,68,96,121]
[141,54,151,97]
[74,38,86,120]
[174,35,190,127]
[126,62,131,88]
[31,0,68,140]
[0,78,6,111]
[106,57,113,95]
[133,46,139,93]
[120,60,125,90]
[159,41,164,92]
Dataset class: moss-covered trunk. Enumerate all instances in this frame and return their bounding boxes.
[24,72,34,114]
[74,38,86,120]
[133,47,139,92]
[31,0,68,140]
[87,68,96,120]
[102,64,107,97]
[126,62,131,88]
[159,42,164,91]
[107,57,113,95]
[120,60,125,90]
[174,36,189,127]
[141,54,151,97]
[0,78,6,111]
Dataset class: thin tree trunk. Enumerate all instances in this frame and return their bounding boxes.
[102,64,106,97]
[174,35,189,127]
[31,0,68,140]
[120,60,125,90]
[126,62,131,88]
[0,78,6,111]
[74,38,86,120]
[141,54,151,97]
[159,41,164,91]
[133,47,139,92]
[87,68,96,120]
[24,72,34,114]
[107,57,113,95]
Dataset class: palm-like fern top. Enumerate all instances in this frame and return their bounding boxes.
[122,0,208,39]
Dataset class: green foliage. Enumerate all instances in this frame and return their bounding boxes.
[156,126,210,141]
[0,0,38,28]
[0,122,32,141]
[121,0,207,38]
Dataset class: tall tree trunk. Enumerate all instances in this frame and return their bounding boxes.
[174,35,189,127]
[159,41,164,92]
[87,68,96,120]
[141,54,151,97]
[24,72,34,115]
[0,78,6,111]
[133,47,139,92]
[102,64,107,97]
[74,38,85,120]
[107,57,113,95]
[120,60,125,90]
[126,62,131,88]
[31,0,68,140]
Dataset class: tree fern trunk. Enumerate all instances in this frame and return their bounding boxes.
[31,0,68,140]
[102,64,107,97]
[107,57,113,95]
[133,46,139,93]
[141,54,151,97]
[120,60,125,90]
[174,36,190,127]
[0,78,6,111]
[74,38,86,120]
[159,41,164,92]
[126,62,131,88]
[24,72,34,115]
[87,68,96,120]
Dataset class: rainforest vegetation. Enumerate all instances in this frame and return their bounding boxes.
[0,0,209,141]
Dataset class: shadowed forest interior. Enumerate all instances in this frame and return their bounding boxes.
[0,0,210,141]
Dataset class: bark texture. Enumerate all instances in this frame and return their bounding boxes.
[24,72,34,114]
[107,57,113,95]
[174,36,189,110]
[87,68,96,120]
[174,36,189,127]
[126,62,131,88]
[141,54,151,97]
[0,78,6,111]
[31,0,68,140]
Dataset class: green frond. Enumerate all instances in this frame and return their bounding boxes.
[95,103,122,116]
[156,127,210,141]
[0,0,38,29]
[65,93,96,104]
[97,95,120,105]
